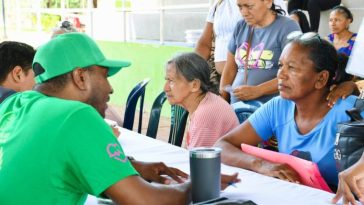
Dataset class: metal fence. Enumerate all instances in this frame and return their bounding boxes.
[1,0,213,44]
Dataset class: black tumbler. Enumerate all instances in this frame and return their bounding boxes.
[189,147,221,203]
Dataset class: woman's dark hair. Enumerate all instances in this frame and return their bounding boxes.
[167,52,212,94]
[290,10,310,33]
[332,5,354,23]
[334,53,354,84]
[289,33,338,87]
[270,3,286,16]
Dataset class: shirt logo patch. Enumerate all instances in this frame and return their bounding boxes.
[106,143,127,163]
[291,150,312,161]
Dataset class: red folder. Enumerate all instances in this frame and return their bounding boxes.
[241,143,333,193]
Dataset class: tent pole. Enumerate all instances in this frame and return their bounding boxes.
[1,0,6,38]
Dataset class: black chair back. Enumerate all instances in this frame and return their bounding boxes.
[123,78,150,133]
[168,105,188,146]
[146,91,167,138]
[146,91,188,146]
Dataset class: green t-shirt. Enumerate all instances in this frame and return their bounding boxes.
[0,91,138,204]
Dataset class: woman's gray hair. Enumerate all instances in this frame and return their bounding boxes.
[167,52,212,94]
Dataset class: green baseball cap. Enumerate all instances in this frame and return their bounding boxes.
[33,33,131,83]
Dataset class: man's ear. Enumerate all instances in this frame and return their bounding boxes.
[315,70,329,89]
[11,66,23,82]
[71,68,88,90]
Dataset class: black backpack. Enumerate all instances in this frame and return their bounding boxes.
[335,98,364,172]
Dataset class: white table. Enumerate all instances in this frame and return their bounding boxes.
[85,128,339,205]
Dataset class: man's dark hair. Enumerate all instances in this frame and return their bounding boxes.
[35,66,94,93]
[39,72,72,92]
[0,41,36,83]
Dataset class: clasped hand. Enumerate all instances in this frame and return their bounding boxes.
[257,160,301,184]
[233,85,263,101]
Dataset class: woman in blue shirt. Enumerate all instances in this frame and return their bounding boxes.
[215,33,361,191]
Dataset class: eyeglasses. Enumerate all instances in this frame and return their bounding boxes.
[287,31,323,44]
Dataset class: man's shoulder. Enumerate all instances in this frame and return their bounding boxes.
[0,86,16,103]
[3,91,94,115]
[42,94,96,116]
[0,86,15,94]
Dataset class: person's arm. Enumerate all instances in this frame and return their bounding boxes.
[332,152,364,205]
[327,81,360,108]
[232,78,278,101]
[220,52,238,101]
[257,77,279,95]
[105,175,191,205]
[215,121,300,183]
[195,22,214,60]
[132,160,240,191]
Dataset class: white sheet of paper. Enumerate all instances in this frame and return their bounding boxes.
[346,17,364,77]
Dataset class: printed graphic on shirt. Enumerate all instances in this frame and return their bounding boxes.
[235,42,274,69]
[291,150,312,161]
[106,143,128,163]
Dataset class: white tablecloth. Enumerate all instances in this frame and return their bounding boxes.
[85,128,339,205]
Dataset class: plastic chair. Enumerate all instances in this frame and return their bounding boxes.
[146,91,167,138]
[232,100,263,124]
[146,91,189,147]
[123,78,150,133]
[169,105,188,146]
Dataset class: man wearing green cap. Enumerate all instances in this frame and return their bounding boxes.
[0,33,191,205]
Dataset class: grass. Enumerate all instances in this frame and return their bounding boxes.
[97,41,193,116]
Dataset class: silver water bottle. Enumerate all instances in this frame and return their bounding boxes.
[189,147,221,203]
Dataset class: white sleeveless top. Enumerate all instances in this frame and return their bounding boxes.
[206,0,241,62]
